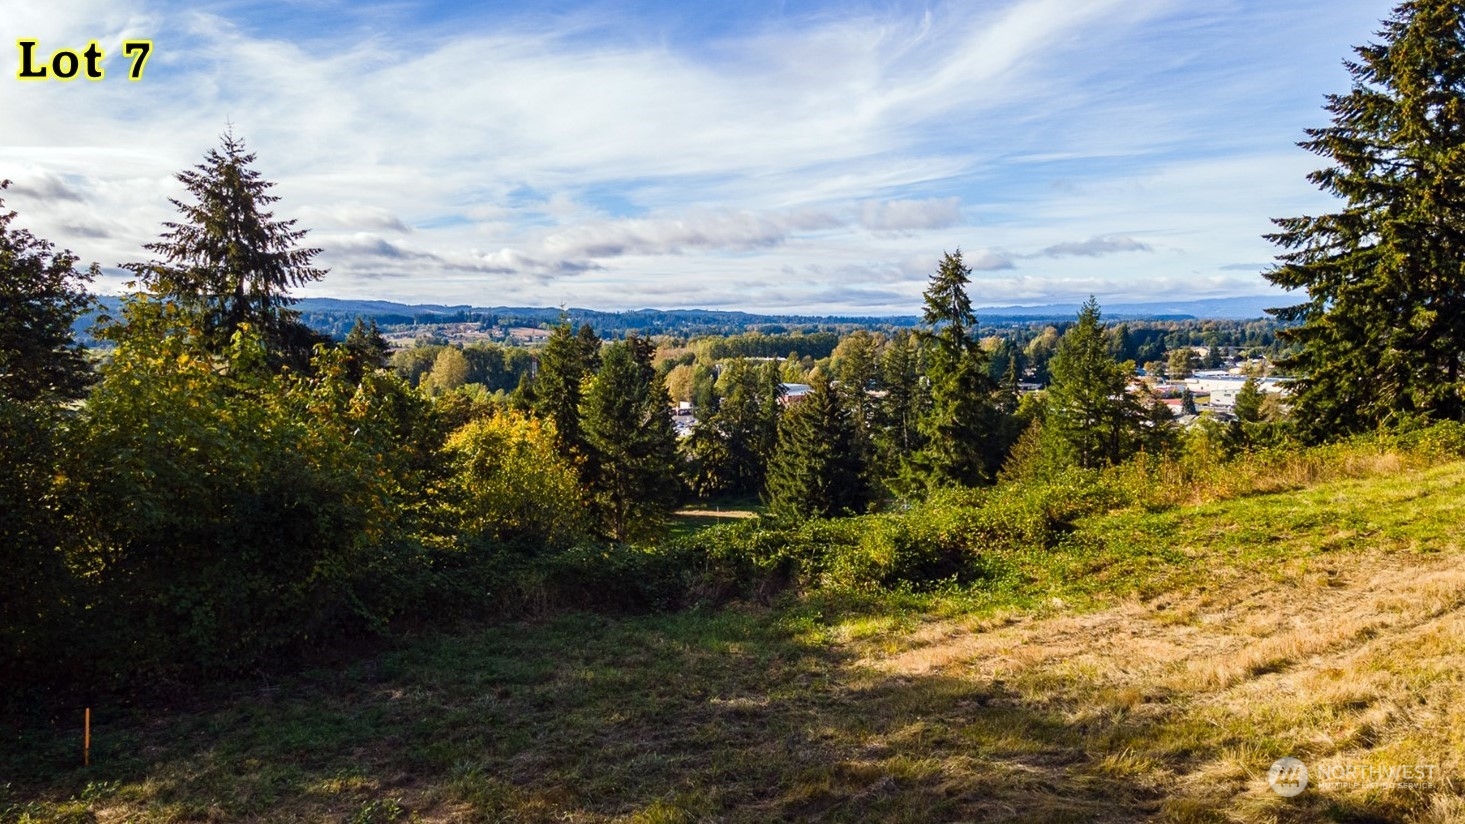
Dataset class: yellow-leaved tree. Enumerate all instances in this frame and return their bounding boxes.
[445,410,588,552]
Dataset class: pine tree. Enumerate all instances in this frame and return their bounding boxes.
[685,358,782,497]
[1266,1,1465,438]
[909,250,1004,487]
[765,374,870,520]
[580,338,680,541]
[1045,297,1143,468]
[0,181,96,403]
[532,321,594,462]
[876,330,926,463]
[1234,377,1264,425]
[123,132,325,363]
[343,317,390,381]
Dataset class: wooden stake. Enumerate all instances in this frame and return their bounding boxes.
[83,707,90,767]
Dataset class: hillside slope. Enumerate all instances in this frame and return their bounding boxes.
[6,463,1465,823]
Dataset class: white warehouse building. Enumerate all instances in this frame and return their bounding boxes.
[1184,372,1288,410]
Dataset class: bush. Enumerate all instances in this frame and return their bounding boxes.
[71,324,438,680]
[444,411,589,553]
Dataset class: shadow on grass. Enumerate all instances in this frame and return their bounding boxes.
[2,598,1422,824]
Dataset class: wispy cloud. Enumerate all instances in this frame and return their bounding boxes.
[968,250,1017,271]
[858,198,962,233]
[1032,234,1152,258]
[6,171,87,202]
[0,0,1388,311]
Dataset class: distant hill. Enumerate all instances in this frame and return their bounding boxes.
[289,299,922,338]
[78,294,1287,343]
[971,295,1286,321]
[293,294,1285,327]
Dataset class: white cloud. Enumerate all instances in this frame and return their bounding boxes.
[858,197,962,232]
[296,205,412,234]
[1033,234,1152,258]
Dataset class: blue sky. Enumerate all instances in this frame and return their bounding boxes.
[1,0,1389,313]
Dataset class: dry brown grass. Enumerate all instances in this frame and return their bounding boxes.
[842,549,1465,821]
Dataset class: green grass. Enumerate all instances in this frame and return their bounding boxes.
[667,492,766,541]
[6,463,1465,822]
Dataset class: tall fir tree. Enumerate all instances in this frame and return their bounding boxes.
[875,329,926,470]
[343,316,390,382]
[580,337,680,541]
[123,132,325,364]
[532,321,597,467]
[1266,1,1465,438]
[765,374,870,520]
[1045,297,1146,469]
[832,330,882,434]
[909,250,1004,488]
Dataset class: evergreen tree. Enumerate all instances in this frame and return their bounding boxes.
[576,323,603,371]
[1181,387,1198,417]
[1222,375,1264,449]
[580,339,680,541]
[1045,297,1143,468]
[999,355,1023,415]
[910,250,1004,487]
[1266,1,1465,437]
[532,321,594,463]
[123,132,325,363]
[509,370,536,412]
[1109,323,1135,362]
[833,330,882,434]
[1234,377,1264,425]
[684,359,782,497]
[765,374,870,520]
[876,330,926,464]
[0,181,96,403]
[343,317,390,381]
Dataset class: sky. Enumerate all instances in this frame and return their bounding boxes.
[1,0,1392,314]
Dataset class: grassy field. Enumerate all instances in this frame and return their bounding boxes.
[5,462,1465,822]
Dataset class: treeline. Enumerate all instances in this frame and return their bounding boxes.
[1,140,1289,699]
[0,126,1303,703]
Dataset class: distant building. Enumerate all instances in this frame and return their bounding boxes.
[780,383,812,404]
[1184,374,1287,409]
